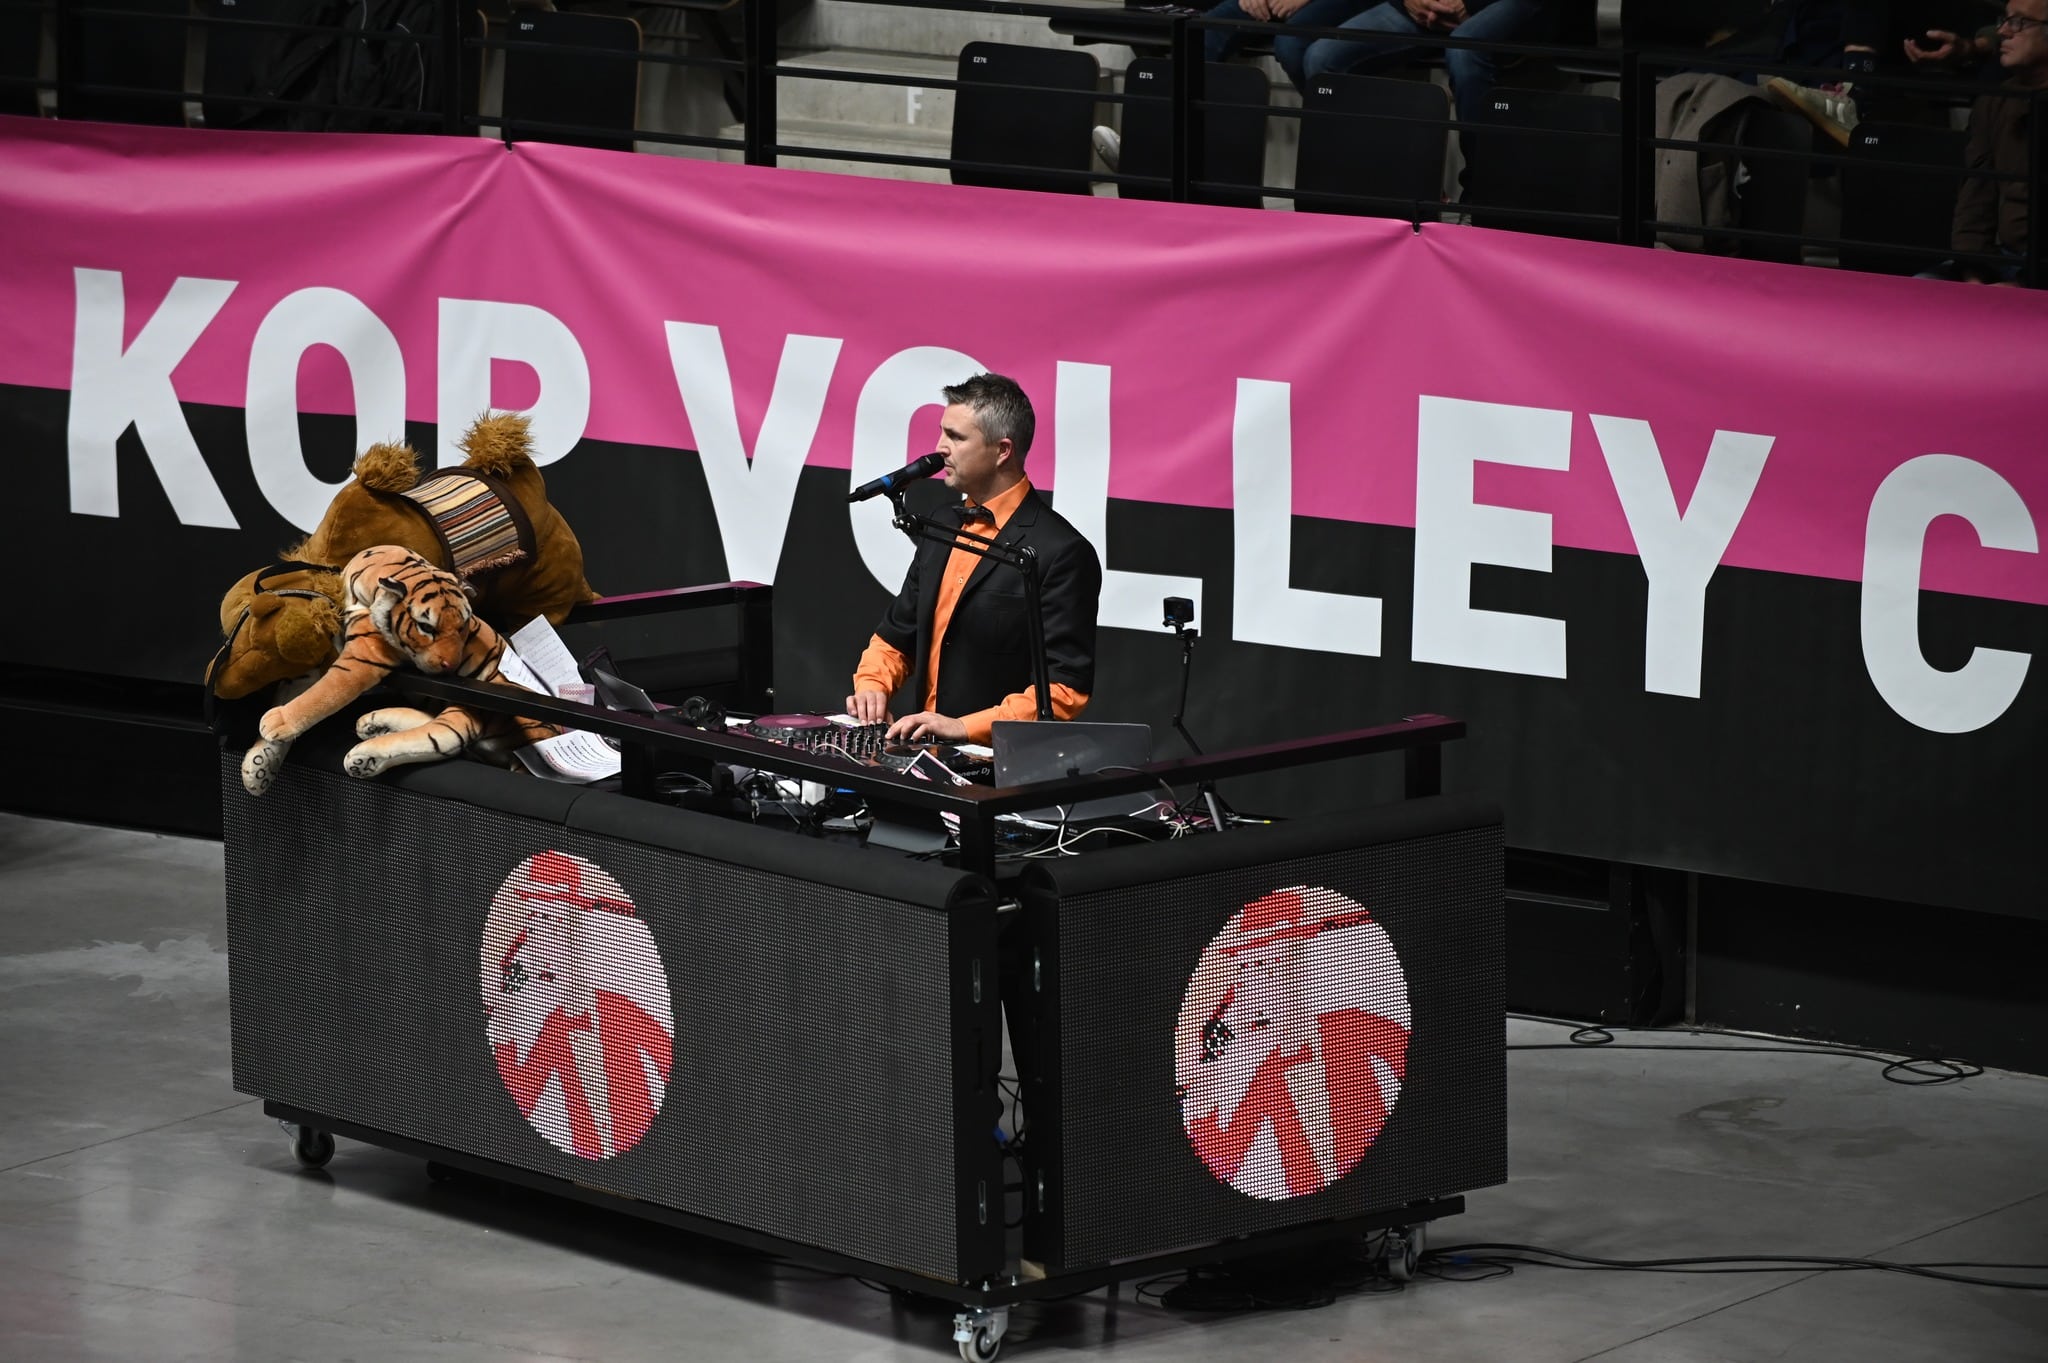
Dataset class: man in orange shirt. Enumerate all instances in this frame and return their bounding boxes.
[846,373,1102,744]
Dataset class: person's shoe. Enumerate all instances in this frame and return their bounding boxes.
[1765,77,1860,147]
[1091,125,1121,172]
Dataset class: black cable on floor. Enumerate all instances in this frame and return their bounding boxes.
[1505,1018,1983,1085]
[1425,1242,2048,1290]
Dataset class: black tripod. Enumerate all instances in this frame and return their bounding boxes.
[1164,596,1228,832]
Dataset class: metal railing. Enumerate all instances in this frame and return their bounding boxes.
[4,0,2038,284]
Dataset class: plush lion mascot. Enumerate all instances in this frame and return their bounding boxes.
[240,546,563,796]
[209,410,597,703]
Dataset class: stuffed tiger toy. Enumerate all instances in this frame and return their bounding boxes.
[240,545,562,796]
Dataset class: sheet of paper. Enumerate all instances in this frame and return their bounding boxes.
[515,730,622,783]
[506,616,584,698]
[493,645,549,696]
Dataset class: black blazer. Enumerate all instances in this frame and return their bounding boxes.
[874,488,1102,718]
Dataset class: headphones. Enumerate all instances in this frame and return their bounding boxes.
[679,695,726,730]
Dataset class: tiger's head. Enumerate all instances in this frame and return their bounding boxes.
[346,546,479,675]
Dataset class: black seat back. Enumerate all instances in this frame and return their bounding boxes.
[1296,72,1449,220]
[951,41,1100,195]
[199,0,284,130]
[1840,121,1968,276]
[0,0,44,117]
[61,0,188,125]
[501,9,643,153]
[1463,86,1622,241]
[1115,57,1269,208]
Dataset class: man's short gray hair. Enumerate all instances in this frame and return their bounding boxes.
[943,372,1035,463]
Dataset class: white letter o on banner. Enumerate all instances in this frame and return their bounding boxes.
[245,287,407,532]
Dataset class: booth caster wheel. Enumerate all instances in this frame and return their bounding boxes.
[280,1120,335,1169]
[1382,1223,1425,1283]
[952,1306,1008,1362]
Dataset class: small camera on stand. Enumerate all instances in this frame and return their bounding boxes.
[1162,595,1195,634]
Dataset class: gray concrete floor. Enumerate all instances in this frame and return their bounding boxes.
[2,810,2044,1362]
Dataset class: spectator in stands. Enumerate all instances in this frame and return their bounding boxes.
[1924,0,2046,282]
[1298,0,1559,127]
[1751,2,2001,144]
[1200,0,1377,92]
[1094,0,1373,168]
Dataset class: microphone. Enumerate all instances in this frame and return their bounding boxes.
[847,452,946,503]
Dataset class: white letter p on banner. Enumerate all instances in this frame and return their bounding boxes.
[437,299,590,467]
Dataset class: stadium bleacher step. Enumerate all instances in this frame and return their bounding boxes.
[774,48,965,132]
[714,115,1120,195]
[715,116,958,183]
[707,40,1132,191]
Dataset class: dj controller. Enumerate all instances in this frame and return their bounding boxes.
[744,714,993,782]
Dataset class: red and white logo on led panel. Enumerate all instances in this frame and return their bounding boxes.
[1176,885,1411,1200]
[481,851,675,1160]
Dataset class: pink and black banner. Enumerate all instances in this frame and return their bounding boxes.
[3,115,2041,911]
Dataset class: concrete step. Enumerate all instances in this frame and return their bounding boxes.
[773,48,966,134]
[716,116,1120,194]
[718,116,957,182]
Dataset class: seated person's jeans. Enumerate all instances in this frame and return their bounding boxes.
[1203,0,1374,92]
[1301,0,1551,128]
[1916,246,2026,284]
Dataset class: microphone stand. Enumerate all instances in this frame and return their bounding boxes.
[1166,616,1229,833]
[888,488,1053,722]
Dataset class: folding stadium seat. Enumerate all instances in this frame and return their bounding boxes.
[60,0,189,125]
[1110,56,1269,208]
[1461,85,1621,241]
[500,8,643,153]
[1839,120,1968,276]
[1295,71,1449,220]
[950,40,1099,195]
[198,0,284,129]
[1,0,44,117]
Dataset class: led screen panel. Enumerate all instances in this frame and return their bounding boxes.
[1021,797,1506,1270]
[224,757,1003,1283]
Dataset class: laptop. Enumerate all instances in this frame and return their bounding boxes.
[991,720,1155,822]
[587,663,667,717]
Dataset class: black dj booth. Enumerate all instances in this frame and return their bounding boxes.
[220,583,1506,1360]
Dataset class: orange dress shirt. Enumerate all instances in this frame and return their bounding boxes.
[852,477,1090,744]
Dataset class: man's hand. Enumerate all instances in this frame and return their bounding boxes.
[846,688,892,724]
[1268,0,1310,18]
[1405,0,1462,28]
[887,711,968,743]
[1903,30,1964,66]
[1240,0,1275,21]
